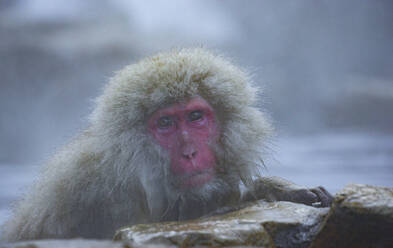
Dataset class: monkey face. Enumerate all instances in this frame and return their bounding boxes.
[147,97,219,189]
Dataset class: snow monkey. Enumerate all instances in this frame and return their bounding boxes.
[2,48,332,241]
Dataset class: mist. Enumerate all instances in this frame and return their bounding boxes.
[1,0,392,227]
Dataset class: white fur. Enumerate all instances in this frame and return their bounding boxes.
[1,48,272,241]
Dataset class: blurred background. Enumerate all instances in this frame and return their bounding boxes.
[1,0,392,227]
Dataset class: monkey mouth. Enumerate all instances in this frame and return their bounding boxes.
[179,169,215,188]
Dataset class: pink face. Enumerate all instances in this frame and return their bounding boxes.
[147,97,219,189]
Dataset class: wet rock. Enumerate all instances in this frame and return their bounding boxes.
[114,201,329,247]
[4,184,391,247]
[310,184,393,248]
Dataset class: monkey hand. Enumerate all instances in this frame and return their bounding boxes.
[242,176,333,207]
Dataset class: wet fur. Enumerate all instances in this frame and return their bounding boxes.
[2,48,272,241]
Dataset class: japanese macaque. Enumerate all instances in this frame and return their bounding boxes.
[2,48,332,242]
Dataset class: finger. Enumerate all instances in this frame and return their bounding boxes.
[318,186,333,207]
[311,187,333,207]
[291,189,319,206]
[318,186,334,200]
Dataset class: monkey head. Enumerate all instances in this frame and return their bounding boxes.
[90,48,272,219]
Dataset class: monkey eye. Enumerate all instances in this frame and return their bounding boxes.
[188,110,203,122]
[157,116,173,128]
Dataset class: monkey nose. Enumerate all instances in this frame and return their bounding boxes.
[182,145,197,159]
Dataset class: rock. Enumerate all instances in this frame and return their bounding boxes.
[3,184,392,247]
[0,239,127,248]
[310,184,393,248]
[114,201,329,248]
